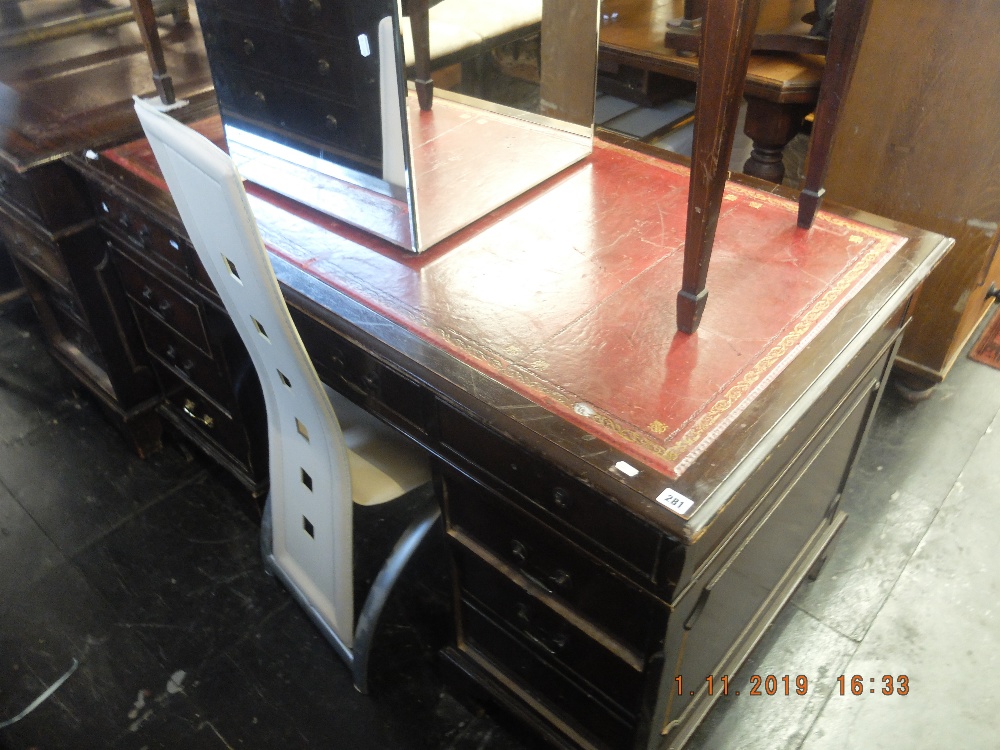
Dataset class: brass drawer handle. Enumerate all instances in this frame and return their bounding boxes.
[182,399,214,428]
[515,603,569,655]
[510,539,573,594]
[552,487,572,510]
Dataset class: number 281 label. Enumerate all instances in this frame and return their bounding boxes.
[655,488,694,515]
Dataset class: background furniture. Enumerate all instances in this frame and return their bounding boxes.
[822,0,1000,389]
[0,1,214,454]
[599,0,823,183]
[599,0,823,184]
[75,118,951,749]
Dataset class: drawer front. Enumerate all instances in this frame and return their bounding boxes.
[0,214,72,292]
[133,304,235,409]
[0,166,39,223]
[115,248,211,355]
[210,18,356,103]
[197,0,351,34]
[294,313,435,435]
[0,162,90,230]
[439,405,663,578]
[213,70,379,168]
[46,283,88,328]
[455,542,646,714]
[49,301,105,370]
[461,600,635,750]
[157,365,252,464]
[444,467,663,652]
[94,190,191,278]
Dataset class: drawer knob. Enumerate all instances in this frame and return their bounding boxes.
[325,114,339,130]
[549,569,572,592]
[987,283,1000,303]
[165,344,177,360]
[138,226,152,248]
[317,58,331,75]
[329,350,345,372]
[253,91,267,107]
[183,399,214,428]
[362,371,379,393]
[515,603,568,655]
[552,487,571,510]
[243,38,255,55]
[141,286,154,301]
[118,212,131,230]
[308,0,321,16]
[511,539,527,563]
[182,359,196,374]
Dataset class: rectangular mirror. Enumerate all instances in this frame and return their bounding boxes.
[195,0,598,252]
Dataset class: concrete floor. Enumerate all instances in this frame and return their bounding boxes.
[2,101,999,746]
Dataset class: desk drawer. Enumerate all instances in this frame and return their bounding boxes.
[444,467,663,653]
[214,71,377,167]
[95,190,191,278]
[0,162,90,231]
[455,542,646,714]
[439,405,663,579]
[210,18,356,102]
[157,365,252,463]
[0,213,72,292]
[116,248,211,355]
[133,304,235,408]
[49,301,105,369]
[461,600,634,750]
[294,314,434,435]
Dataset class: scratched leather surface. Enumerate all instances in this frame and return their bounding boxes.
[106,117,905,477]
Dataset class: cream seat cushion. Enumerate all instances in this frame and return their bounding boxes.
[325,386,429,507]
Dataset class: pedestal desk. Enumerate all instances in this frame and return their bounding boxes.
[69,121,951,750]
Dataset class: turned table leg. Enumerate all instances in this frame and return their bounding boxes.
[677,0,763,334]
[742,96,812,184]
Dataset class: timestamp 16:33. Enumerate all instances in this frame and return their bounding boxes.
[675,675,910,697]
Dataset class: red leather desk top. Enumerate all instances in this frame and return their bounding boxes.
[105,117,905,479]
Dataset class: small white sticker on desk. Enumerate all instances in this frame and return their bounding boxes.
[614,461,639,477]
[656,488,694,516]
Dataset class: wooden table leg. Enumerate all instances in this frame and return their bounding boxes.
[128,0,176,105]
[797,0,872,228]
[408,0,434,111]
[742,96,812,183]
[677,0,763,334]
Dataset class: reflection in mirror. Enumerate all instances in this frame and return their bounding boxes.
[201,0,598,252]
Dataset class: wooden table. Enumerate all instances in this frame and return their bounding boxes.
[599,0,823,184]
[71,119,950,750]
